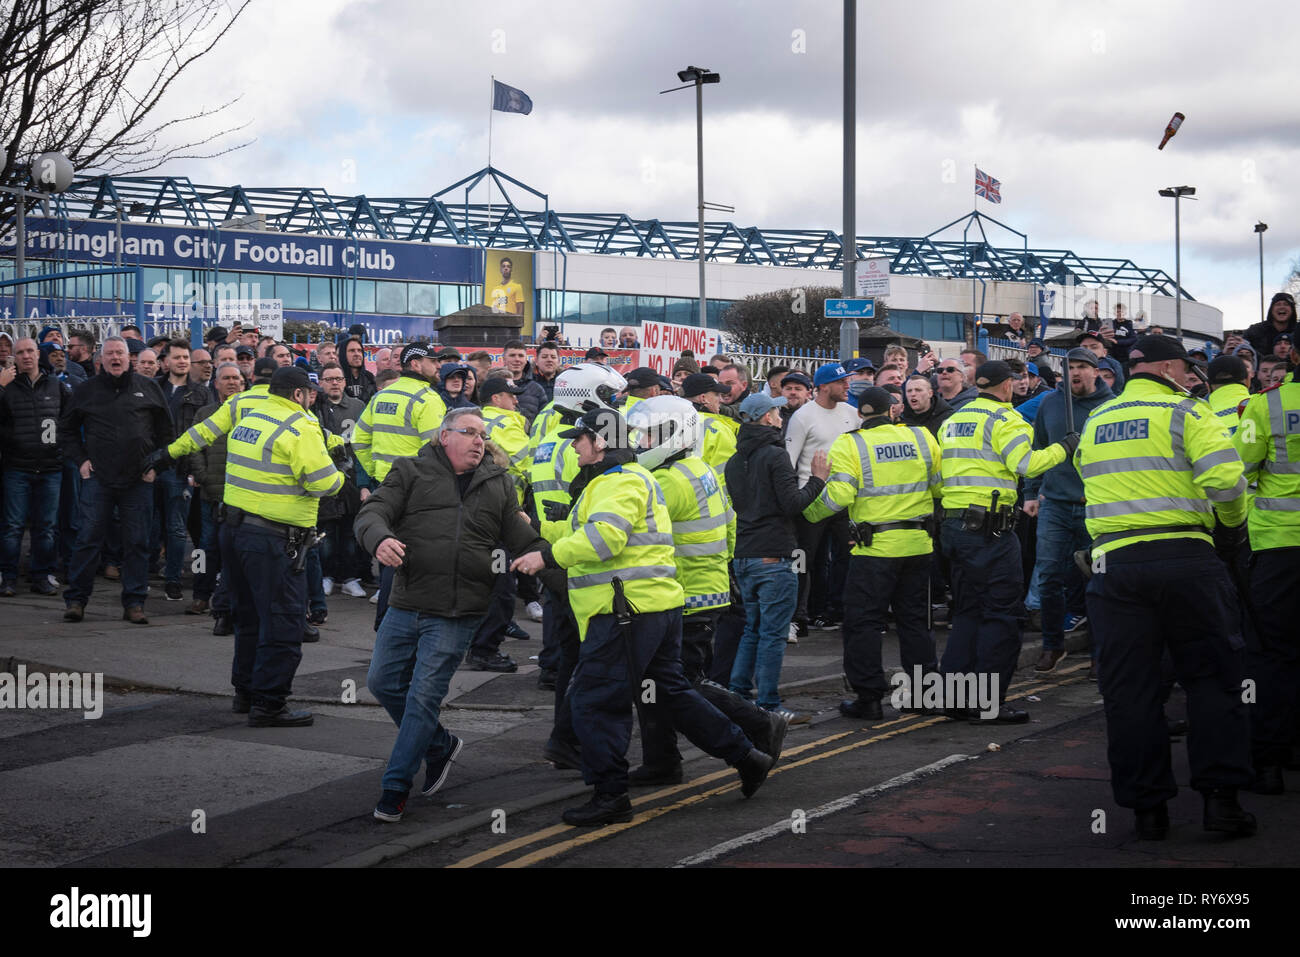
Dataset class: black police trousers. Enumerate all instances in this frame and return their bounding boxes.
[938,519,1022,703]
[1247,546,1300,766]
[1086,539,1252,809]
[843,553,938,703]
[570,607,752,796]
[636,611,776,770]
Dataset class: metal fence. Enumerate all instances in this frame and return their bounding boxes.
[984,337,1067,376]
[0,315,191,344]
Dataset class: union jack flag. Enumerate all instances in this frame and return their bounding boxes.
[975,168,1001,204]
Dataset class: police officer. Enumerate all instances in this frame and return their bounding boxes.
[805,387,942,719]
[525,363,626,763]
[220,366,343,727]
[511,407,774,826]
[479,378,531,492]
[624,396,789,784]
[939,360,1076,722]
[1079,335,1254,838]
[1233,356,1300,794]
[163,356,278,460]
[1206,355,1251,437]
[682,372,739,481]
[352,342,447,626]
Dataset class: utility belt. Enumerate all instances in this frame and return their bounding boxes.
[943,506,1017,536]
[220,505,320,570]
[1073,523,1209,579]
[847,518,932,548]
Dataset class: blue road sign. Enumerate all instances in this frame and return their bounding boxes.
[825,298,875,319]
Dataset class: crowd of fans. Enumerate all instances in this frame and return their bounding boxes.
[0,290,1295,693]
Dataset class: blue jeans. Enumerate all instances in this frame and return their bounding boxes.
[65,477,152,608]
[367,606,483,794]
[730,557,797,710]
[194,501,223,604]
[156,470,189,585]
[1035,500,1090,651]
[1,469,62,580]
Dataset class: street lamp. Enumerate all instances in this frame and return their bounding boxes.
[2,151,74,320]
[1158,185,1196,338]
[662,66,720,328]
[1254,222,1268,321]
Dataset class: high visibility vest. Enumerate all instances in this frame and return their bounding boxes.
[1077,375,1248,557]
[697,410,738,485]
[552,461,682,640]
[526,419,582,544]
[481,406,531,492]
[222,393,343,527]
[167,383,269,459]
[806,422,941,558]
[655,455,735,614]
[940,395,1065,510]
[1233,377,1300,551]
[352,374,446,482]
[1208,383,1250,437]
[527,401,562,459]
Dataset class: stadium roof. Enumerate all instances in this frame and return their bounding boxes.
[38,166,1191,299]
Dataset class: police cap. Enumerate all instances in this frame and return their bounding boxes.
[855,386,895,417]
[1206,355,1248,385]
[1130,335,1191,364]
[252,357,278,380]
[974,360,1015,388]
[269,366,312,392]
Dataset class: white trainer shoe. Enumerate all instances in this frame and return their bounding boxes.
[525,601,544,622]
[341,578,367,598]
[322,577,334,596]
[787,622,799,645]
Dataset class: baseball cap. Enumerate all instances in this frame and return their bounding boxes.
[738,392,787,423]
[1025,361,1040,376]
[270,366,312,392]
[854,386,895,416]
[1078,329,1106,346]
[585,346,609,360]
[813,362,851,388]
[1129,335,1191,364]
[439,362,471,381]
[400,342,432,365]
[1064,347,1099,368]
[843,357,875,373]
[253,357,278,380]
[780,371,813,389]
[974,360,1016,388]
[558,408,631,448]
[39,340,64,353]
[433,346,462,361]
[1206,355,1248,385]
[206,326,228,343]
[480,378,523,401]
[125,337,144,355]
[1027,338,1046,350]
[235,345,255,358]
[681,373,727,398]
[624,367,661,389]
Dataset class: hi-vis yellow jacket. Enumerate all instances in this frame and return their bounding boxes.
[1233,377,1300,551]
[352,374,446,482]
[223,393,343,527]
[940,395,1066,510]
[482,406,531,493]
[1076,375,1247,557]
[805,422,941,557]
[167,384,270,459]
[551,461,683,640]
[654,456,735,614]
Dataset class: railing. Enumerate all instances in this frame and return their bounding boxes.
[984,337,1067,376]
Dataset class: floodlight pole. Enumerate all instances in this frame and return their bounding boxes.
[840,0,858,361]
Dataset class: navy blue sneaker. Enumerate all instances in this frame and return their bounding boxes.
[422,735,464,797]
[1064,614,1088,633]
[373,789,408,823]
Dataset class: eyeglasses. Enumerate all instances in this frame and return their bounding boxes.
[938,366,963,374]
[447,427,487,440]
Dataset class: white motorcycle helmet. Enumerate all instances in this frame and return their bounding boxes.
[552,362,628,416]
[625,395,703,471]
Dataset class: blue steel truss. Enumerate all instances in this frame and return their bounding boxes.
[22,166,1191,299]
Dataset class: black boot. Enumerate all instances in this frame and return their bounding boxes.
[212,615,233,636]
[1135,802,1169,840]
[562,791,632,826]
[1202,789,1257,837]
[1246,765,1284,796]
[839,697,883,720]
[736,748,775,798]
[628,764,683,786]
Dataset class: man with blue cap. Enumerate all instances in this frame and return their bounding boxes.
[785,362,859,635]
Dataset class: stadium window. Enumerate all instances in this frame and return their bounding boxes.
[376,280,406,315]
[579,292,608,324]
[239,272,271,301]
[348,278,376,313]
[664,297,693,324]
[308,276,333,311]
[608,294,636,325]
[408,282,439,316]
[635,296,664,325]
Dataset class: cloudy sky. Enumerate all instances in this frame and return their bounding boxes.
[151,0,1298,328]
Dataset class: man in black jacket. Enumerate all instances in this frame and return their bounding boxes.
[155,339,210,601]
[356,406,550,823]
[724,392,830,715]
[0,338,71,595]
[62,336,173,624]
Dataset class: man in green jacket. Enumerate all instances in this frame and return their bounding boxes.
[356,406,549,823]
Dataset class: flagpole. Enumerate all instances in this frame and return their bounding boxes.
[487,75,494,248]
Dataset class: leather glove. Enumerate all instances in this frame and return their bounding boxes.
[1057,431,1081,456]
[543,500,572,522]
[329,442,349,465]
[1212,521,1248,559]
[143,447,173,473]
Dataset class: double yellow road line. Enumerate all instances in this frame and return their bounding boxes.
[447,664,1092,868]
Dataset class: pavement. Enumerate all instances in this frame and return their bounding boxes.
[1,573,1109,868]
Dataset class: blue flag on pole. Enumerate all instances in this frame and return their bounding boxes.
[492,80,533,115]
[1037,288,1055,340]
